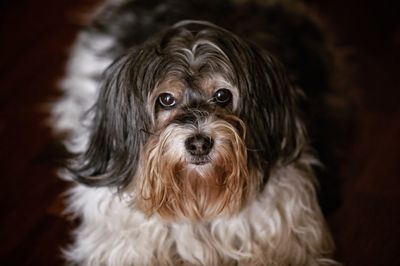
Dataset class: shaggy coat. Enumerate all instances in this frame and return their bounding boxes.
[53,0,338,265]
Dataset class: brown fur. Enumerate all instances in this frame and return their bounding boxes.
[134,113,262,222]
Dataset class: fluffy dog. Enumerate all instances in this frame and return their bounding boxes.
[53,0,338,265]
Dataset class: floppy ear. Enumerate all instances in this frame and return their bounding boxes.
[237,43,306,168]
[68,49,155,188]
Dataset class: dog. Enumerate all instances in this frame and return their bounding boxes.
[53,0,339,265]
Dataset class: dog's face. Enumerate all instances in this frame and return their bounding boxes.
[138,69,258,220]
[73,21,305,221]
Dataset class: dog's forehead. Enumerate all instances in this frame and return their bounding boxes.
[145,25,242,118]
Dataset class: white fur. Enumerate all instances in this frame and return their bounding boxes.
[52,31,115,154]
[63,155,336,265]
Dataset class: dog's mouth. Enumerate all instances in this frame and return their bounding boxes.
[189,155,211,165]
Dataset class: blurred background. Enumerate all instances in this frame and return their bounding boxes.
[0,0,399,265]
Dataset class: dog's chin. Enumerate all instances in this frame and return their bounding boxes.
[137,139,258,221]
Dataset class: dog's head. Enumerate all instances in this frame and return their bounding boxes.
[71,21,306,221]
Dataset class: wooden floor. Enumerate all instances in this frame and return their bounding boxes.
[0,0,399,265]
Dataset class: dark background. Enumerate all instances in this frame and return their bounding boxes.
[0,0,399,265]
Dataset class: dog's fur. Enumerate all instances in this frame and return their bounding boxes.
[53,0,339,265]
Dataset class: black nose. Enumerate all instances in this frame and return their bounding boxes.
[185,134,214,156]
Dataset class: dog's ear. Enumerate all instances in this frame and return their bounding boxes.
[68,48,157,188]
[237,43,306,167]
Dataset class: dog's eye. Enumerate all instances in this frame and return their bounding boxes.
[158,93,177,108]
[214,89,232,105]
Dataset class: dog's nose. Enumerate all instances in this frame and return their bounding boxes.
[185,134,214,156]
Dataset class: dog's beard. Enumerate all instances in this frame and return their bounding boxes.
[133,114,261,221]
